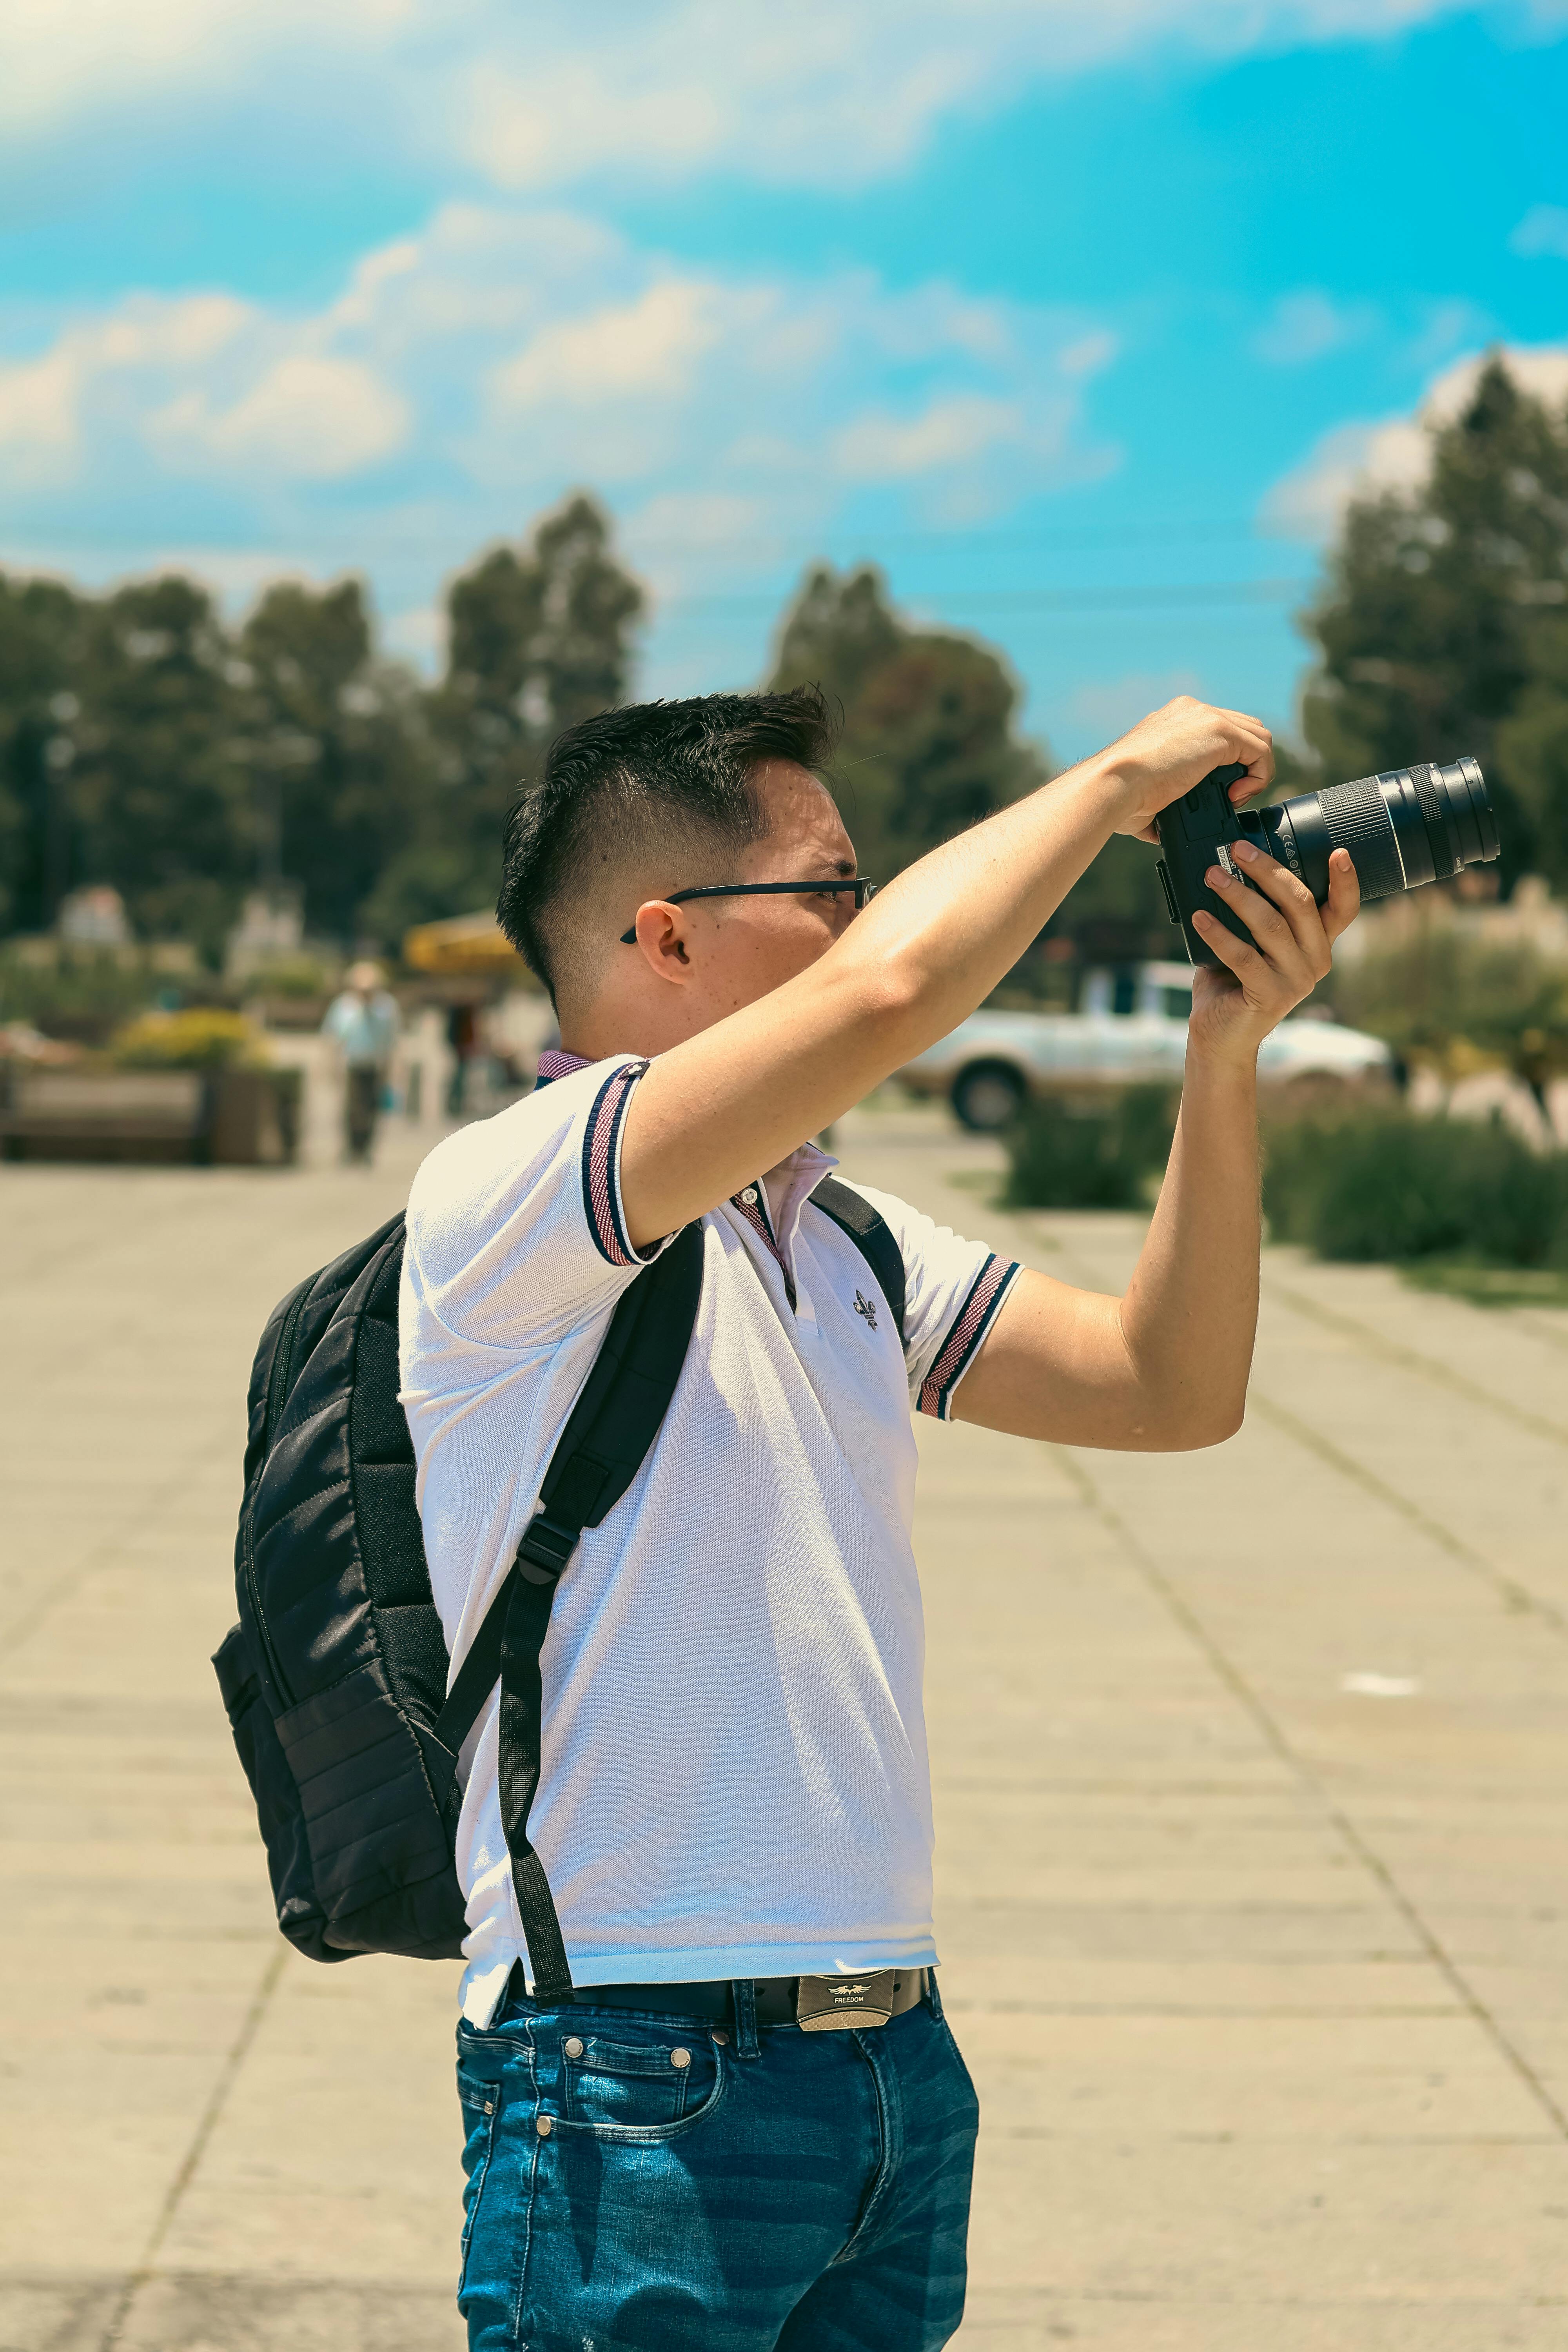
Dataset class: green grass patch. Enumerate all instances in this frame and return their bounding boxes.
[1398,1260,1568,1309]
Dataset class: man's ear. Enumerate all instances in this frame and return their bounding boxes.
[630,902,693,984]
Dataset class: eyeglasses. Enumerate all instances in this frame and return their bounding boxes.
[619,878,878,945]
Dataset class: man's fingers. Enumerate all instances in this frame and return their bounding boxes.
[1209,708,1273,795]
[1321,846,1361,943]
[1203,861,1303,970]
[1191,909,1265,983]
[1228,844,1330,973]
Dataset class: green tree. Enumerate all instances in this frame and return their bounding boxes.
[238,579,438,944]
[383,493,646,938]
[769,563,1048,889]
[0,575,87,932]
[67,575,250,955]
[1496,612,1568,889]
[1300,355,1568,893]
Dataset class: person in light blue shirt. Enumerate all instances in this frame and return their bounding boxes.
[322,960,400,1163]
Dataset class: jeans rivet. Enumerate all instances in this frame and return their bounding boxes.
[563,2036,584,2058]
[536,2114,553,2137]
[670,2047,691,2069]
[711,2031,728,2046]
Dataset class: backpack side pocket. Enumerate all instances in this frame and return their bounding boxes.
[212,1621,348,1964]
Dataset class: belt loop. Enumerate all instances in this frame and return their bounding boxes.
[730,1978,760,2060]
[923,1966,944,2020]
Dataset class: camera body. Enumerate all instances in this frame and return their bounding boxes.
[1155,755,1497,971]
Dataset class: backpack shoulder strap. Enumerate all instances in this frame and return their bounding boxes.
[432,1221,706,2000]
[809,1175,907,1347]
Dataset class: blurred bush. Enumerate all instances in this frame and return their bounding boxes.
[244,953,336,999]
[1264,1107,1568,1267]
[0,947,161,1040]
[1002,1085,1178,1210]
[111,1008,267,1070]
[1332,924,1568,1103]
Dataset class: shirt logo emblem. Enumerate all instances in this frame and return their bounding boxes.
[853,1290,878,1332]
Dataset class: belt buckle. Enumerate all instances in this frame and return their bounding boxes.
[795,1969,897,2032]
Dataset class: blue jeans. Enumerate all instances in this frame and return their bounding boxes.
[454,1975,980,2350]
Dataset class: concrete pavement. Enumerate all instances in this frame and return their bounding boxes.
[2,1096,1566,2348]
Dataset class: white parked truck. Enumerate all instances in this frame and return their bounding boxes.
[897,961,1396,1132]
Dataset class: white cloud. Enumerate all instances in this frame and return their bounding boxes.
[831,395,1024,482]
[151,355,409,479]
[0,348,81,465]
[0,291,250,477]
[1060,330,1119,380]
[492,281,727,410]
[441,2,1502,196]
[1261,340,1568,536]
[0,198,1120,587]
[0,0,1487,194]
[1511,204,1568,261]
[1252,290,1377,367]
[383,602,447,670]
[1068,669,1203,740]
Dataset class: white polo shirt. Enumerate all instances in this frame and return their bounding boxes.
[399,1052,1019,2025]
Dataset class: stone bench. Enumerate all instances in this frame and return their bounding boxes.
[0,1065,301,1165]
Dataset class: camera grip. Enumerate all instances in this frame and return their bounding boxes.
[1153,763,1256,971]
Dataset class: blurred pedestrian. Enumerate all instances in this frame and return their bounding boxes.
[445,1000,478,1118]
[322,960,400,1164]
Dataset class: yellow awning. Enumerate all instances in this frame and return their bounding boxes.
[401,911,539,982]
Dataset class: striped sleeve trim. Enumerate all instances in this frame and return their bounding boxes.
[580,1058,655,1267]
[918,1254,1021,1421]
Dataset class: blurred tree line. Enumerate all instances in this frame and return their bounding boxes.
[0,495,647,958]
[3,356,1565,976]
[0,495,1049,961]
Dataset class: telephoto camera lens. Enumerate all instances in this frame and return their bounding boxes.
[1262,757,1498,902]
[1154,753,1500,970]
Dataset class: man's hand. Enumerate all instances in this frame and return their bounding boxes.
[1100,696,1275,842]
[1189,841,1361,1064]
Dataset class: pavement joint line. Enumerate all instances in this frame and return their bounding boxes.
[1245,1387,1567,1636]
[1259,1273,1568,1452]
[97,1941,289,2352]
[0,1425,234,1658]
[993,2125,1563,2145]
[0,1183,238,1298]
[1047,1443,1568,2148]
[1515,1310,1568,1357]
[1028,1216,1568,1640]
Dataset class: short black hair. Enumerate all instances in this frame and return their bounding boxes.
[497,686,838,1005]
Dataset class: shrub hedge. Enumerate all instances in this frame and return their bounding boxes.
[111,1007,268,1071]
[1263,1108,1568,1267]
[1001,1085,1179,1211]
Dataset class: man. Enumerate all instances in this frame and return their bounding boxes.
[321,958,399,1163]
[399,687,1359,2351]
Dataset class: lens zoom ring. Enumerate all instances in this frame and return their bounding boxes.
[1319,778,1406,898]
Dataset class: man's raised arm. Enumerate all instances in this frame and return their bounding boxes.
[619,698,1272,1248]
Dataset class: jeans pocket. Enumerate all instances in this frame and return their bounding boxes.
[455,2067,502,2297]
[559,2029,724,2138]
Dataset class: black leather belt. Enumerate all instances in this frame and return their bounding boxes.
[504,1965,927,2028]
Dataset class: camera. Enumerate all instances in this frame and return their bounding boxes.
[1154,757,1499,970]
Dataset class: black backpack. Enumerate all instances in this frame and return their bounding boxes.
[214,1177,905,1998]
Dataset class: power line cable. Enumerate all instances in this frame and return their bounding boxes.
[659,577,1315,618]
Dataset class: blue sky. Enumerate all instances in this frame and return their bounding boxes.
[2,0,1566,763]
